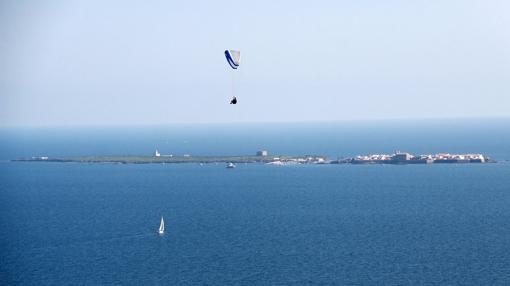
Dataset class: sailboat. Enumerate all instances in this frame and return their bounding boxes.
[158,217,165,235]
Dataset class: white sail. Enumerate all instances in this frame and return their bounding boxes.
[158,217,165,234]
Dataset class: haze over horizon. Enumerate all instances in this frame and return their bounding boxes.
[1,0,509,127]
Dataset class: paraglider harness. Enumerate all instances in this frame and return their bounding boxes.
[230,96,237,104]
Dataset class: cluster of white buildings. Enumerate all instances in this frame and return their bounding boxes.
[268,156,327,165]
[354,154,392,161]
[350,151,487,164]
[432,153,486,162]
[260,150,327,164]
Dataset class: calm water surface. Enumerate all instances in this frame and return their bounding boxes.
[1,121,510,285]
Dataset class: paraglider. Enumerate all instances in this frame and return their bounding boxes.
[225,50,240,104]
[225,50,240,69]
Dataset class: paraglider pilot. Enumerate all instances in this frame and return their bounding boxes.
[230,96,237,104]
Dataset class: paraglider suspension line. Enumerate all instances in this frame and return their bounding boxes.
[231,72,235,100]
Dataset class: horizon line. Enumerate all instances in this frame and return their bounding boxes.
[1,116,509,129]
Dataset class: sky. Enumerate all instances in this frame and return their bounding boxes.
[0,0,509,126]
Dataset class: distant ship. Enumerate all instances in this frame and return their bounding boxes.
[226,162,236,169]
[158,217,165,235]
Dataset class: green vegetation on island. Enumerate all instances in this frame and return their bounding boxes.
[14,155,327,164]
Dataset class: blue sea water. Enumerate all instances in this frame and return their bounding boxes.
[1,119,510,285]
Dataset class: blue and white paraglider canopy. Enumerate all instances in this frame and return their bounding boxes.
[225,50,240,69]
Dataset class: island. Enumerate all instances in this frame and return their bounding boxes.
[13,151,493,165]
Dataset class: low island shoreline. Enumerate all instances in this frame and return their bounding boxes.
[13,151,494,165]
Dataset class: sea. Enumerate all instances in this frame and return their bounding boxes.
[1,119,509,285]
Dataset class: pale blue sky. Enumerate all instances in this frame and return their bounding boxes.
[1,0,509,126]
